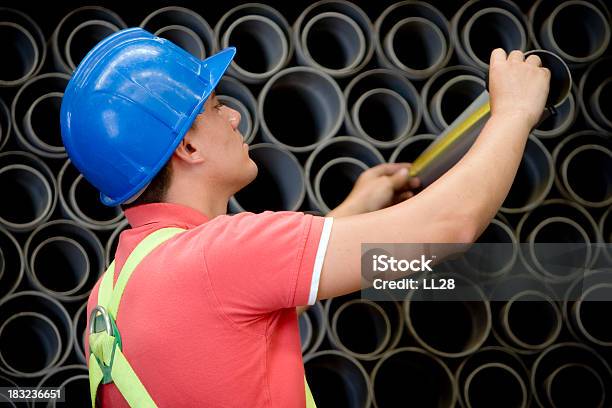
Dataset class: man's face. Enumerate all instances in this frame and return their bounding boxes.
[185,91,258,194]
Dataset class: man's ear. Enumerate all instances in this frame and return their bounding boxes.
[174,131,205,164]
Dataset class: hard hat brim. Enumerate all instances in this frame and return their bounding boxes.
[99,46,237,207]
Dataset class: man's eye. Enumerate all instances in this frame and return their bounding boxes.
[215,102,225,110]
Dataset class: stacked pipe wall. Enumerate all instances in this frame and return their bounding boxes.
[0,0,610,406]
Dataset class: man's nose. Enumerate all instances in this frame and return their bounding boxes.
[228,107,241,131]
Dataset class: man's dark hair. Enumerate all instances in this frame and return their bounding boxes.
[121,161,173,210]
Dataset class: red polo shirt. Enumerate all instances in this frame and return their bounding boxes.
[85,203,333,407]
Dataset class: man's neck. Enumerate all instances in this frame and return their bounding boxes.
[164,187,230,220]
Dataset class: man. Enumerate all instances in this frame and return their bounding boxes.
[62,28,549,407]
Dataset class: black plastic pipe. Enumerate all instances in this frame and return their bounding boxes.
[24,220,105,303]
[216,4,291,84]
[141,6,215,60]
[375,1,452,81]
[304,350,371,408]
[531,342,612,408]
[0,22,38,88]
[0,312,62,378]
[499,135,554,214]
[0,291,73,378]
[344,69,422,149]
[0,98,9,152]
[428,74,486,130]
[34,364,89,408]
[601,207,612,265]
[456,346,531,408]
[452,0,528,71]
[553,130,612,206]
[0,151,57,232]
[11,73,71,159]
[302,301,326,355]
[305,136,383,212]
[259,67,345,153]
[58,160,125,231]
[52,6,126,73]
[537,0,611,67]
[73,301,88,364]
[154,25,205,59]
[294,0,373,79]
[0,227,23,302]
[389,134,435,163]
[404,274,491,358]
[314,157,368,214]
[465,363,528,408]
[421,65,485,134]
[230,143,305,213]
[329,299,392,360]
[371,347,457,408]
[0,7,47,79]
[572,283,612,347]
[498,290,562,352]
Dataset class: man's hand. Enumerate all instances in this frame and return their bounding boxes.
[328,163,420,217]
[489,49,551,129]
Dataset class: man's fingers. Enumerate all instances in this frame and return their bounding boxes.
[525,54,542,67]
[490,48,507,66]
[388,167,412,190]
[508,50,524,62]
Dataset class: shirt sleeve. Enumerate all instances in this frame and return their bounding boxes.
[203,211,333,315]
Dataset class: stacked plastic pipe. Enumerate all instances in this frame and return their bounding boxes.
[0,1,610,406]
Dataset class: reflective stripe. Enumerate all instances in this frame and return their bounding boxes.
[89,228,184,407]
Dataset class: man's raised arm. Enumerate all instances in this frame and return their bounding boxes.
[317,49,551,300]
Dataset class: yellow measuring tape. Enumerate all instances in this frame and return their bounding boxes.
[409,101,491,177]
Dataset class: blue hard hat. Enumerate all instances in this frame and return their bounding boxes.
[60,27,235,206]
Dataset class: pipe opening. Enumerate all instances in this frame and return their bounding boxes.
[353,89,413,143]
[464,8,526,68]
[0,22,37,85]
[24,92,64,150]
[502,138,552,212]
[226,16,286,75]
[261,69,342,150]
[409,301,485,354]
[0,165,51,227]
[31,237,89,295]
[390,135,435,163]
[546,364,605,408]
[65,20,120,69]
[0,313,61,375]
[302,12,364,71]
[58,375,91,407]
[232,145,304,212]
[305,352,369,408]
[529,217,590,280]
[155,25,205,59]
[298,312,312,354]
[535,92,575,137]
[577,285,612,345]
[387,17,446,72]
[332,300,390,356]
[549,2,610,60]
[591,78,612,128]
[315,158,366,212]
[563,145,612,206]
[465,364,526,408]
[431,75,485,128]
[373,349,455,407]
[69,175,123,223]
[463,221,515,276]
[504,292,560,348]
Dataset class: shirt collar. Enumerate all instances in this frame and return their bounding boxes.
[124,203,209,229]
